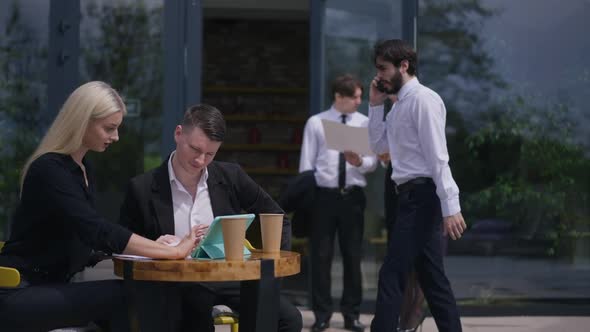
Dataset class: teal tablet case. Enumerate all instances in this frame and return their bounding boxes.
[191,214,255,260]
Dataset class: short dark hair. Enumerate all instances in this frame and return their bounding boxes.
[373,39,417,76]
[331,74,363,101]
[181,104,226,142]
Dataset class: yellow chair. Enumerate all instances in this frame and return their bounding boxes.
[212,239,257,332]
[0,241,22,288]
[213,313,239,332]
[0,266,20,288]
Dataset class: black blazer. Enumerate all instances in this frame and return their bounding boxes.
[119,159,291,250]
[278,170,316,238]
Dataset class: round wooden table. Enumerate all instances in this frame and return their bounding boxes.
[113,250,300,332]
[113,250,300,282]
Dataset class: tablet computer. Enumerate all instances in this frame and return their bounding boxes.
[191,213,256,260]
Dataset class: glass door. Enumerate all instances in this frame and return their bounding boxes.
[312,0,405,306]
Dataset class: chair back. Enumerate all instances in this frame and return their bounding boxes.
[0,240,22,287]
[0,266,20,287]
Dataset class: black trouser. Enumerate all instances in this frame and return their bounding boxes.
[130,281,302,332]
[0,279,129,332]
[310,186,366,323]
[383,164,398,245]
[371,182,461,332]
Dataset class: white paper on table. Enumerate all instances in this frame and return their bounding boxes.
[112,254,154,260]
[321,119,374,155]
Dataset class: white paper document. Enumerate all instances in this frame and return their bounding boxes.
[321,119,374,155]
[112,254,154,260]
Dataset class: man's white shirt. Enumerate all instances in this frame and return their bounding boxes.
[368,77,461,217]
[168,151,214,239]
[299,106,377,188]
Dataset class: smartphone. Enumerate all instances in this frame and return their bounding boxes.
[376,79,389,93]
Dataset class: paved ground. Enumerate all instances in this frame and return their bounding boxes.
[51,314,590,332]
[211,309,590,332]
[79,256,590,331]
[84,254,590,300]
[341,256,590,301]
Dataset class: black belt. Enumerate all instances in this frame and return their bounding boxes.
[395,177,434,194]
[317,185,362,195]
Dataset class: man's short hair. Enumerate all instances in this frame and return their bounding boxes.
[331,74,363,101]
[373,39,417,76]
[181,104,226,142]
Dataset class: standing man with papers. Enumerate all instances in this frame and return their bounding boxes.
[300,74,377,332]
[367,39,466,332]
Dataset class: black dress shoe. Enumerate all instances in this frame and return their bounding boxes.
[311,320,330,332]
[344,319,366,332]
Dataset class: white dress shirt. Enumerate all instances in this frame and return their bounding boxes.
[299,106,378,188]
[168,151,214,238]
[368,77,461,217]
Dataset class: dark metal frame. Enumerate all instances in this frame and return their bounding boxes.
[402,0,418,48]
[161,0,203,158]
[309,0,325,115]
[46,0,80,126]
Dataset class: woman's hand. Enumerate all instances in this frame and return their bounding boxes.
[123,224,209,260]
[172,224,209,259]
[156,234,181,246]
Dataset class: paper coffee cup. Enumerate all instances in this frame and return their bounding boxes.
[221,218,248,261]
[259,213,283,254]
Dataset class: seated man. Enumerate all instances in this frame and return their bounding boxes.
[119,103,302,332]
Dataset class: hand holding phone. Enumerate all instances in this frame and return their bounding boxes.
[370,76,389,106]
[376,79,389,93]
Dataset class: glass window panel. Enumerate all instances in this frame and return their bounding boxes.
[80,0,164,222]
[200,8,309,251]
[0,0,49,238]
[419,0,590,302]
[323,0,403,305]
[325,0,402,110]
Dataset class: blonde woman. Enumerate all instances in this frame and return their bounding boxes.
[0,81,207,331]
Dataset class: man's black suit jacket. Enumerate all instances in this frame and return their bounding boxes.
[119,159,291,250]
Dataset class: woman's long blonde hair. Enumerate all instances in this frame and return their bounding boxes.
[20,81,126,190]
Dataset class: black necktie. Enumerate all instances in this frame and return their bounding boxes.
[338,114,346,189]
[383,98,393,119]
